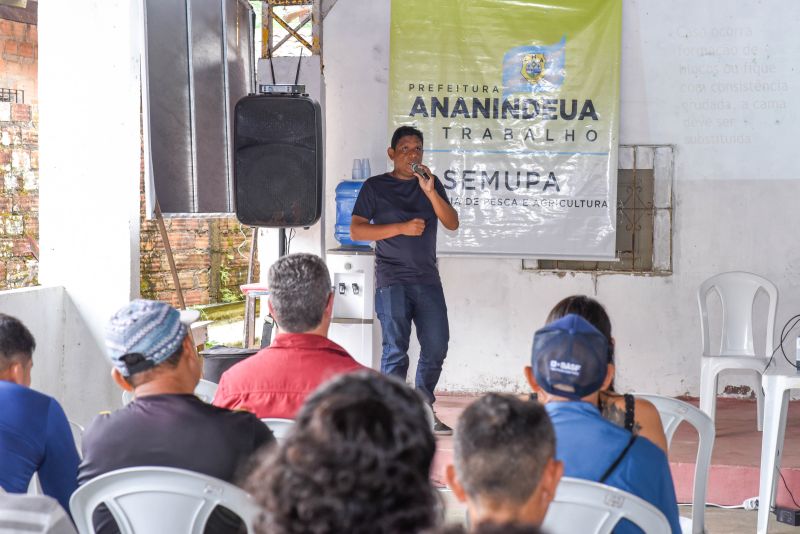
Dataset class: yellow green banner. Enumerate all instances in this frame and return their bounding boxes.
[389,0,622,258]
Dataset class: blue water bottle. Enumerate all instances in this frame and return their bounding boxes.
[334,159,372,247]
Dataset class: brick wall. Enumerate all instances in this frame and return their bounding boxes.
[139,212,257,308]
[0,102,37,289]
[0,13,37,290]
[0,18,36,105]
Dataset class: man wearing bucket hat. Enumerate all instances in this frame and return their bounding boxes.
[79,299,274,534]
[524,314,680,534]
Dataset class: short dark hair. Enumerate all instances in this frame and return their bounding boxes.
[123,346,184,388]
[391,125,424,149]
[245,371,439,533]
[268,253,331,333]
[0,313,35,371]
[454,393,555,505]
[547,295,613,363]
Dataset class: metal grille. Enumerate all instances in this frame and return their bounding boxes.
[257,0,320,57]
[0,88,24,103]
[525,145,674,274]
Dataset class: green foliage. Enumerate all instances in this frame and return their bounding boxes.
[218,263,243,303]
[219,264,231,286]
[220,287,240,303]
[140,274,156,299]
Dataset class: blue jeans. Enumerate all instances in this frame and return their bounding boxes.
[375,283,449,405]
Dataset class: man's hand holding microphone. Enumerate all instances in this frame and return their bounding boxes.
[411,162,438,195]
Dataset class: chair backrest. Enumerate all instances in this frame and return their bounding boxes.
[0,493,77,534]
[69,467,262,534]
[697,271,778,357]
[70,420,84,458]
[192,379,218,403]
[541,477,671,534]
[635,394,714,534]
[261,418,294,440]
[121,379,218,406]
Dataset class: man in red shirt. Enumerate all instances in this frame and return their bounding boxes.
[213,253,365,418]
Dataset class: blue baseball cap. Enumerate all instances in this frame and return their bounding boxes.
[531,314,609,400]
[105,299,199,377]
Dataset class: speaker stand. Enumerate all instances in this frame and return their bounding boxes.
[241,226,287,346]
[279,228,287,257]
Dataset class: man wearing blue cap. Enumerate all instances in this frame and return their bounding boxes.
[525,314,680,534]
[79,299,274,533]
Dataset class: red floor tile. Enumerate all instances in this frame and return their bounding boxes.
[431,394,800,506]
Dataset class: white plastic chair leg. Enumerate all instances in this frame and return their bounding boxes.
[757,382,791,534]
[692,412,715,534]
[699,360,718,424]
[755,371,764,432]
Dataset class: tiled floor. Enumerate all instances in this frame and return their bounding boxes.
[431,394,800,514]
[438,490,797,534]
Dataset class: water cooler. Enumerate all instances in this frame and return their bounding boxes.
[327,248,378,369]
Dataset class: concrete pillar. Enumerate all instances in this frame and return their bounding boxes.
[37,1,143,422]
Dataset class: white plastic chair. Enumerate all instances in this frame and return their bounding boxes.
[0,493,77,534]
[636,394,715,534]
[121,379,218,406]
[698,271,777,431]
[541,477,671,534]
[192,379,218,403]
[70,420,85,458]
[260,418,294,441]
[69,466,262,534]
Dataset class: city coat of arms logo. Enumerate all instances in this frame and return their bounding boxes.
[521,53,546,84]
[502,37,566,96]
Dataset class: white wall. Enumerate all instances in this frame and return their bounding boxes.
[0,287,116,426]
[322,0,800,396]
[0,286,65,393]
[36,1,144,420]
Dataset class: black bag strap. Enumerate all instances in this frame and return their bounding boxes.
[624,393,636,432]
[599,434,637,483]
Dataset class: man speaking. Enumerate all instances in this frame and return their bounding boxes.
[351,125,459,435]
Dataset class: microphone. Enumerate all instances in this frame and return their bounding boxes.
[410,162,430,181]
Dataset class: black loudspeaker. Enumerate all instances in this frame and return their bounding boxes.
[234,94,323,227]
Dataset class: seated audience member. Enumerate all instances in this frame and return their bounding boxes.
[79,299,274,534]
[0,314,79,513]
[213,253,365,418]
[445,393,562,530]
[245,371,439,534]
[546,295,668,452]
[525,314,680,534]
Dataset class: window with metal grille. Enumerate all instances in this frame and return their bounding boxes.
[252,0,320,58]
[523,145,673,274]
[0,88,24,103]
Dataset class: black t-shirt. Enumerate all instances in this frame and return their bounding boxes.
[78,394,274,534]
[352,173,451,287]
